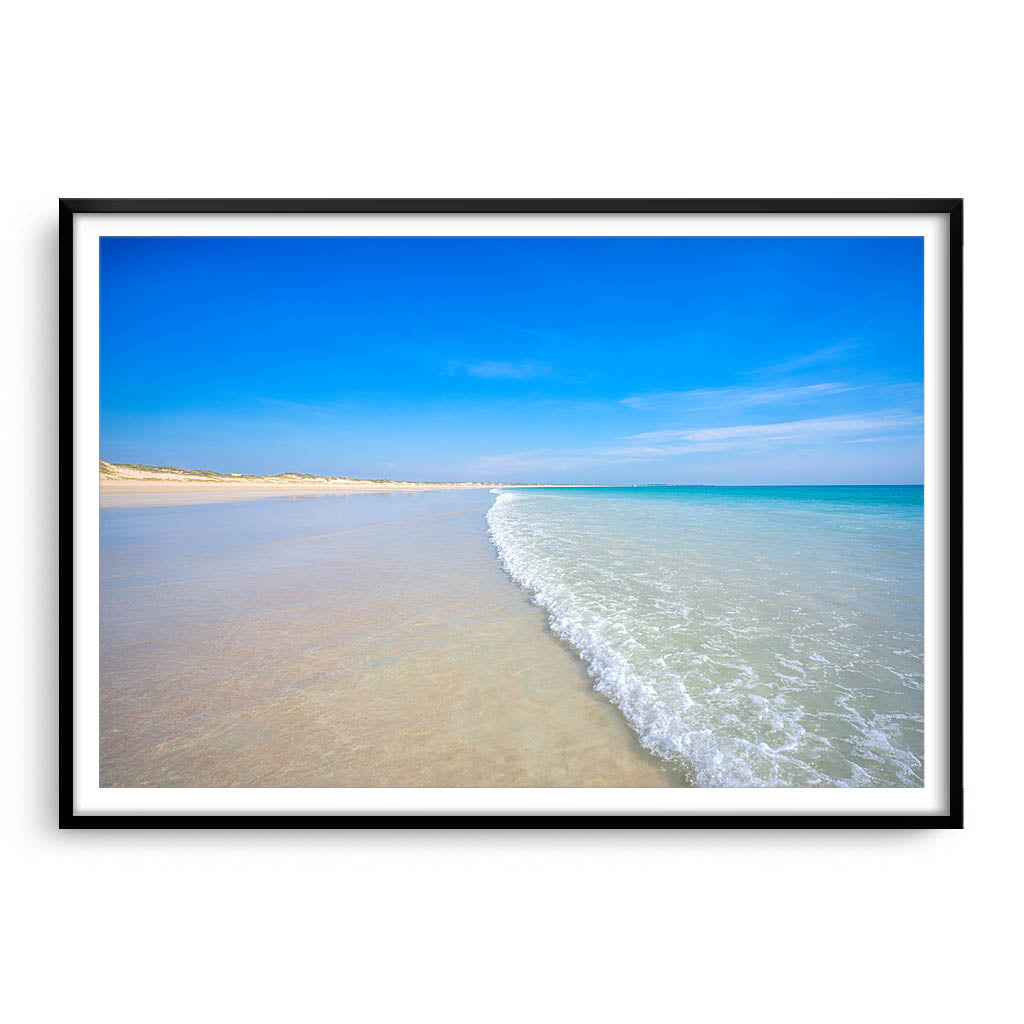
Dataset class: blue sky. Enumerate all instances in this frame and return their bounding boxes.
[100,235,923,484]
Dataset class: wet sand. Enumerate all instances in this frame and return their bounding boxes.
[100,481,507,508]
[100,490,685,787]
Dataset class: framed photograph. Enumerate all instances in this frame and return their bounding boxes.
[61,198,963,827]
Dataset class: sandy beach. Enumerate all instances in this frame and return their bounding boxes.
[101,482,499,507]
[99,461,549,508]
[100,488,684,787]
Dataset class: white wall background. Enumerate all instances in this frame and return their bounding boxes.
[3,2,1017,1021]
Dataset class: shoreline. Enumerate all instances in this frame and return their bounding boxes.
[99,479,602,508]
[97,460,614,508]
[101,479,507,507]
[100,488,684,787]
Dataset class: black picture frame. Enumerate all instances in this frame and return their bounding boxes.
[60,197,963,829]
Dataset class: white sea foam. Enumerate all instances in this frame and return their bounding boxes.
[486,488,924,788]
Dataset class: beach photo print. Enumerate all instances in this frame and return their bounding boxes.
[62,199,963,826]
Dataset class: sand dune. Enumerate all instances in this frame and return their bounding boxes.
[101,460,514,488]
[99,460,532,506]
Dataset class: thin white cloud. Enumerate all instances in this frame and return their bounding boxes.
[620,381,855,411]
[627,413,922,445]
[464,361,550,380]
[475,412,922,474]
[755,342,859,374]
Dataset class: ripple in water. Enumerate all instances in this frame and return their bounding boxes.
[487,486,924,788]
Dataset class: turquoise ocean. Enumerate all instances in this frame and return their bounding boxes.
[487,485,924,787]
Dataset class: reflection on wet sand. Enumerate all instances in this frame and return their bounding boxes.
[100,490,684,788]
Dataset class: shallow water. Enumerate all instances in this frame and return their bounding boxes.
[488,486,924,787]
[100,490,680,787]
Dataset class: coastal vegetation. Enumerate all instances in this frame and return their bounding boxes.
[98,461,529,487]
